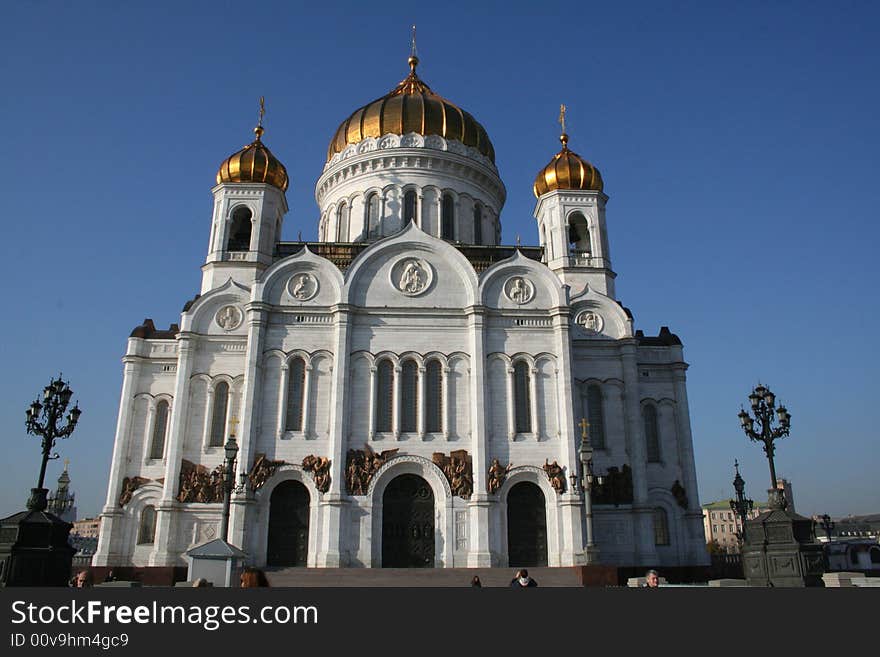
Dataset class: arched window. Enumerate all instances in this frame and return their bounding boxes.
[227,206,252,251]
[514,361,531,434]
[366,193,380,239]
[441,194,454,240]
[473,204,483,245]
[376,361,394,433]
[336,203,350,242]
[425,360,443,433]
[149,400,169,460]
[643,404,660,462]
[403,190,417,224]
[137,505,156,545]
[285,358,306,432]
[210,382,229,447]
[568,212,591,255]
[400,360,419,432]
[653,507,670,546]
[586,384,605,449]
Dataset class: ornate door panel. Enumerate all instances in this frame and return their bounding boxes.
[266,480,310,567]
[507,481,548,567]
[382,474,435,568]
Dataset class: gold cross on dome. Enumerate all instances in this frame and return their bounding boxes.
[559,103,567,134]
[258,96,265,128]
[411,24,418,57]
[229,416,240,438]
[579,417,590,439]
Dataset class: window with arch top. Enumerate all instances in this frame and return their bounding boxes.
[514,361,532,434]
[366,193,380,239]
[425,360,443,433]
[336,202,350,242]
[403,190,417,224]
[209,382,229,447]
[285,358,306,432]
[149,399,169,460]
[227,206,252,251]
[441,194,454,240]
[137,505,156,545]
[653,507,670,546]
[586,384,605,449]
[643,404,660,462]
[376,360,394,433]
[400,360,419,432]
[473,204,483,245]
[568,212,591,255]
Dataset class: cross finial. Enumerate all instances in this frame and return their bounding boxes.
[579,417,590,440]
[253,97,266,141]
[63,457,70,470]
[515,233,521,247]
[229,416,240,438]
[408,25,420,73]
[558,103,569,149]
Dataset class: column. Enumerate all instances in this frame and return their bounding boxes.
[301,363,313,436]
[417,366,426,438]
[506,365,515,440]
[93,351,143,566]
[379,197,387,237]
[201,386,214,450]
[442,365,451,440]
[142,400,156,462]
[434,196,442,237]
[529,366,539,440]
[151,333,196,566]
[416,192,423,229]
[276,363,289,438]
[467,308,492,566]
[393,364,402,440]
[368,365,377,439]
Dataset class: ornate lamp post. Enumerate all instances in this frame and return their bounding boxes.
[576,418,605,563]
[219,418,248,543]
[818,514,835,542]
[24,375,82,511]
[729,460,753,547]
[737,384,790,509]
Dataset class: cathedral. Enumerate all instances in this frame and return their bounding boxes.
[93,52,708,571]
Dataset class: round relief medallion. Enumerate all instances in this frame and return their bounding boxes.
[287,272,319,301]
[576,310,604,335]
[504,276,535,305]
[390,257,433,296]
[215,305,243,331]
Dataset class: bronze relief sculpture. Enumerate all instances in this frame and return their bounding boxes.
[302,455,332,493]
[432,450,473,499]
[176,459,225,503]
[345,444,399,495]
[543,459,566,494]
[248,453,286,491]
[487,458,512,494]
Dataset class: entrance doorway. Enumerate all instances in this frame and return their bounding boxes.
[507,481,548,567]
[266,480,310,567]
[382,474,435,568]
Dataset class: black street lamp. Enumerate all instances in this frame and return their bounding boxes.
[819,514,835,542]
[576,418,605,560]
[729,460,753,547]
[219,418,248,543]
[737,383,791,509]
[24,375,82,511]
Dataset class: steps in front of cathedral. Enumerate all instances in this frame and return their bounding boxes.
[265,566,584,587]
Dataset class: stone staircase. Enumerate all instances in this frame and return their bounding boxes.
[265,566,583,587]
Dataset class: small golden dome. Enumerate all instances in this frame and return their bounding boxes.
[217,123,289,192]
[327,56,495,163]
[533,133,603,197]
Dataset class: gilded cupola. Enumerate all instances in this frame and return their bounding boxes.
[327,56,495,163]
[533,110,603,197]
[217,98,289,192]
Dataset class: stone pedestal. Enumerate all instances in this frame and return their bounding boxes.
[0,489,76,587]
[186,539,247,587]
[742,493,825,587]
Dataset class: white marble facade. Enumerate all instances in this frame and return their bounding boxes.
[94,72,708,571]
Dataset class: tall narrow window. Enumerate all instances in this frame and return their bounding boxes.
[653,507,670,546]
[210,382,229,447]
[643,404,660,462]
[441,194,454,240]
[473,204,483,245]
[400,361,419,432]
[336,203,350,242]
[149,400,169,459]
[376,361,394,433]
[514,361,531,434]
[227,207,252,251]
[403,190,417,224]
[137,506,156,544]
[366,193,380,239]
[568,212,591,254]
[285,358,306,432]
[586,385,605,449]
[425,360,443,433]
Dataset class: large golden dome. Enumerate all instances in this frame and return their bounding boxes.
[327,56,495,163]
[533,133,603,197]
[217,124,289,192]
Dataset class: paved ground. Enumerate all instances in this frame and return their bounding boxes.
[265,566,582,587]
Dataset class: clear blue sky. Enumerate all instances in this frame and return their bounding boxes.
[1,1,877,520]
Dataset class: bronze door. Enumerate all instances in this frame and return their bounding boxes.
[507,481,548,567]
[266,480,310,567]
[382,474,435,568]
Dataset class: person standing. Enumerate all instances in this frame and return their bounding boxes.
[509,569,538,587]
[643,569,660,588]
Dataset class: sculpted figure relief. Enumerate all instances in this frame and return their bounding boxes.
[505,277,534,304]
[487,458,512,494]
[671,479,688,509]
[289,273,317,301]
[398,260,426,294]
[118,476,151,507]
[248,453,286,491]
[592,464,634,505]
[177,459,225,503]
[433,450,473,499]
[302,455,332,493]
[543,459,566,494]
[345,445,399,496]
[577,311,603,334]
[215,305,242,331]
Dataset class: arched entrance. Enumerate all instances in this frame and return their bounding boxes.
[507,481,548,567]
[382,474,435,568]
[266,480,310,567]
